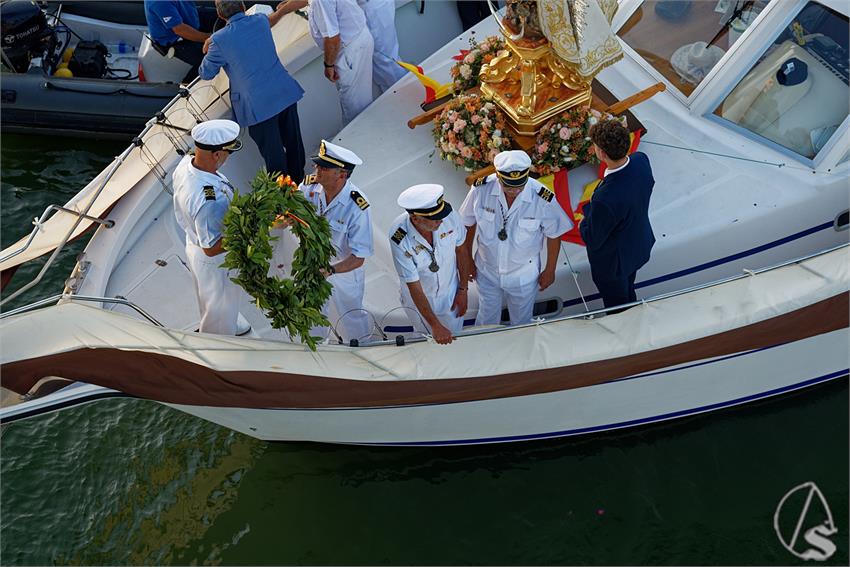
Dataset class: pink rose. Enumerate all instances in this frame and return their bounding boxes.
[537,141,549,153]
[471,114,481,124]
[461,146,473,158]
[453,119,467,132]
[559,127,571,140]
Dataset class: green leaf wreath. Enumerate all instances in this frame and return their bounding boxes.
[221,171,334,350]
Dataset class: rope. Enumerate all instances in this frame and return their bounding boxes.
[43,81,176,99]
[641,140,838,175]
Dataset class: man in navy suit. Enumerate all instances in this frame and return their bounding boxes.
[199,0,308,183]
[579,119,655,310]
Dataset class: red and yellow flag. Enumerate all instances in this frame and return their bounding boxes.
[538,130,642,246]
[396,60,453,104]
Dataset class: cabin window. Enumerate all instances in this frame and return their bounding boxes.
[713,2,849,158]
[618,0,771,97]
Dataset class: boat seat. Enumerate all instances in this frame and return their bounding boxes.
[138,35,191,84]
[720,40,847,157]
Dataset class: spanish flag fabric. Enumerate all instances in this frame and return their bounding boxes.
[538,130,642,246]
[396,61,452,104]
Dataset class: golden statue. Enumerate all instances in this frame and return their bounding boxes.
[480,0,622,141]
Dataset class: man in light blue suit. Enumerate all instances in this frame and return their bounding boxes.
[199,0,308,183]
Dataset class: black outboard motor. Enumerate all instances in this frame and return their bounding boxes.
[1,1,52,72]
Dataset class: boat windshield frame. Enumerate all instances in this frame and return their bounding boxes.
[614,0,850,169]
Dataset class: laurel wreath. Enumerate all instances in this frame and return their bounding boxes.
[221,171,334,350]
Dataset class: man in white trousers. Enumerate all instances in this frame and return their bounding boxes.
[309,0,374,125]
[389,184,470,345]
[172,119,250,335]
[460,150,572,327]
[299,140,374,343]
[357,0,405,93]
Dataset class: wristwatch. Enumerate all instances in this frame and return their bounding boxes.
[323,61,334,68]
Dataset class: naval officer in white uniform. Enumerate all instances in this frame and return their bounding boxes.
[309,0,374,125]
[172,119,249,335]
[357,0,405,93]
[460,150,572,326]
[299,140,374,342]
[389,184,470,345]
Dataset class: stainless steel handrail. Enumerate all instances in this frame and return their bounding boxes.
[1,294,164,327]
[0,77,226,307]
[362,241,850,347]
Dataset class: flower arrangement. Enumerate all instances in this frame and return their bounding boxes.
[530,107,626,176]
[433,94,514,171]
[450,35,506,92]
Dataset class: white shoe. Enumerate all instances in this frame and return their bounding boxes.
[236,313,252,336]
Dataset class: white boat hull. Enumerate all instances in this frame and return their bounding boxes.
[170,330,848,445]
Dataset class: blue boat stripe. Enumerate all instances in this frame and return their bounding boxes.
[634,221,835,290]
[357,370,848,446]
[563,221,834,308]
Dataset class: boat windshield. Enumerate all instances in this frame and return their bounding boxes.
[713,1,849,159]
[618,0,772,97]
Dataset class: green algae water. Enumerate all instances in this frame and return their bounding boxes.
[1,133,847,565]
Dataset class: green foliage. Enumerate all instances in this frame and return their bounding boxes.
[222,171,334,350]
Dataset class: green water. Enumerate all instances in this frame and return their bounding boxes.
[1,133,848,565]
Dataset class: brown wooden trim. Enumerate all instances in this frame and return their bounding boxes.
[2,293,847,409]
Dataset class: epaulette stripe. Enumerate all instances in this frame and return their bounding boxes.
[391,227,407,245]
[537,186,554,202]
[350,190,369,210]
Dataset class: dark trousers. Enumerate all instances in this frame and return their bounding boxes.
[170,40,204,83]
[456,1,497,31]
[593,270,638,311]
[248,103,306,184]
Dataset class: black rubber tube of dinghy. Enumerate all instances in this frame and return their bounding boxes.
[43,80,177,99]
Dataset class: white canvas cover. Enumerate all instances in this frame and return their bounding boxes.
[1,246,846,382]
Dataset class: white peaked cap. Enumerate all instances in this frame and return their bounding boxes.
[398,183,453,220]
[312,139,363,170]
[493,150,532,172]
[191,119,241,147]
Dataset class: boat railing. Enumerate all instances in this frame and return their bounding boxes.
[2,243,845,347]
[364,241,849,347]
[0,294,164,326]
[0,79,226,308]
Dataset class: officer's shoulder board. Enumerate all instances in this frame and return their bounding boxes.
[537,185,555,203]
[203,185,216,201]
[391,227,407,245]
[350,190,370,210]
[303,173,318,185]
[472,176,488,187]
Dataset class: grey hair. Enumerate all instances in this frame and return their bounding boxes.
[215,0,246,20]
